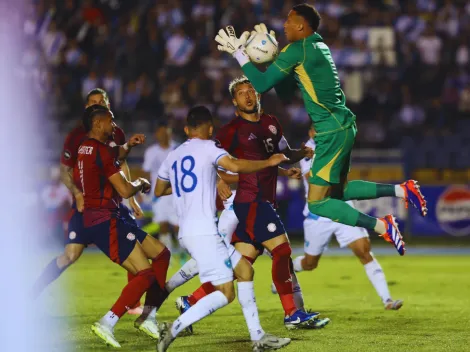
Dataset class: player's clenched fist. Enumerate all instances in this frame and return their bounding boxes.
[268,153,289,166]
[301,143,314,159]
[287,167,302,179]
[128,134,146,147]
[215,26,250,55]
[139,178,151,194]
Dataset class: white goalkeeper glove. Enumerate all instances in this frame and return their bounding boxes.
[252,23,277,43]
[215,26,251,66]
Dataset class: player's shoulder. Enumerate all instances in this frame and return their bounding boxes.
[66,125,86,140]
[280,40,303,54]
[261,113,282,128]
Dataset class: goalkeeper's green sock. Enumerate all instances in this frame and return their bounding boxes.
[343,181,402,200]
[308,197,385,233]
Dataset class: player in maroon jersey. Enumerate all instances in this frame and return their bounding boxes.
[177,77,330,330]
[32,89,147,315]
[78,105,171,347]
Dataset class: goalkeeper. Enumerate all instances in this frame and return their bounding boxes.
[215,3,427,256]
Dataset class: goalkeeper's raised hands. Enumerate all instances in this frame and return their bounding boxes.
[215,26,250,55]
[252,23,277,43]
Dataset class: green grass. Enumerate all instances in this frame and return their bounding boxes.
[42,252,470,352]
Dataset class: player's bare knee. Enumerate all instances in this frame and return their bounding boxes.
[63,247,83,265]
[234,258,254,282]
[303,258,318,271]
[217,282,235,303]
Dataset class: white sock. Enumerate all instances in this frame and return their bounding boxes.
[100,310,119,328]
[374,219,386,234]
[237,281,265,341]
[291,272,304,310]
[395,184,405,198]
[171,290,228,337]
[159,233,174,253]
[165,258,199,293]
[142,305,156,319]
[364,257,391,304]
[293,256,304,272]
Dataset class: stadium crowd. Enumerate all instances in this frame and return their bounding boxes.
[21,0,470,158]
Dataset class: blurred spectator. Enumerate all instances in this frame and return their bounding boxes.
[41,20,67,66]
[416,23,442,66]
[102,69,123,109]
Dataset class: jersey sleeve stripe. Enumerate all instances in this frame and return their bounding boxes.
[215,152,228,165]
[157,175,170,181]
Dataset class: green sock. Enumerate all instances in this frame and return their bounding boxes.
[308,197,377,231]
[343,180,395,200]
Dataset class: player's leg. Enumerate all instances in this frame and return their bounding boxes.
[32,210,87,297]
[346,235,403,310]
[307,127,406,255]
[158,235,235,351]
[155,195,175,253]
[232,250,291,350]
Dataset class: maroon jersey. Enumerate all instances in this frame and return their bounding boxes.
[74,138,122,227]
[215,113,284,205]
[61,124,126,168]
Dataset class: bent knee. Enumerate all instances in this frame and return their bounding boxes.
[303,261,318,271]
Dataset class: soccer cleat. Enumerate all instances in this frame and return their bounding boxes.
[157,322,175,352]
[284,309,320,330]
[385,299,404,311]
[379,215,406,256]
[401,180,427,217]
[175,296,193,335]
[271,282,277,294]
[308,317,331,329]
[134,316,159,340]
[252,333,291,351]
[91,322,121,348]
[128,305,144,315]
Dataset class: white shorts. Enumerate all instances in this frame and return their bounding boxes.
[152,196,178,226]
[179,235,234,285]
[303,217,369,256]
[218,208,241,268]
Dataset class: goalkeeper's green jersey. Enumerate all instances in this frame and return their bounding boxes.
[242,33,355,136]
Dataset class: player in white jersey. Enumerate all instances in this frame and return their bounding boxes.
[290,126,403,310]
[142,122,179,252]
[154,106,291,352]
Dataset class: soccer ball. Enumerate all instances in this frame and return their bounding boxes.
[245,32,278,64]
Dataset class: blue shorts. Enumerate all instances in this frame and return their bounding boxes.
[233,201,286,250]
[65,204,146,246]
[87,215,147,264]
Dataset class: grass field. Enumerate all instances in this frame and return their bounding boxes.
[42,251,470,352]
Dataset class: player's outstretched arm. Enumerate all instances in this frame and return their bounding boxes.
[218,154,288,174]
[109,171,151,199]
[154,178,172,197]
[217,170,239,185]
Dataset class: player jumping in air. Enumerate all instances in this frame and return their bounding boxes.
[154,106,291,352]
[272,125,403,310]
[33,88,147,315]
[77,105,171,348]
[172,77,330,331]
[215,4,428,256]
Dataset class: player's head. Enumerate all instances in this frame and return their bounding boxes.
[155,121,171,145]
[308,124,316,139]
[185,105,213,140]
[83,104,115,138]
[85,88,110,109]
[229,76,260,114]
[285,3,321,42]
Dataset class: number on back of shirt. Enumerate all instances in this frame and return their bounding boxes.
[171,156,198,197]
[263,138,274,153]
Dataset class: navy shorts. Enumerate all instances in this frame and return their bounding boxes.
[65,204,146,246]
[87,216,147,264]
[233,201,286,250]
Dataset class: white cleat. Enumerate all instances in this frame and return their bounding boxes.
[157,322,175,352]
[385,299,404,310]
[252,333,291,351]
[271,282,277,294]
[91,322,121,348]
[128,305,144,315]
[134,316,159,340]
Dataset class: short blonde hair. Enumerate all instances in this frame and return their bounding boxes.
[228,76,252,97]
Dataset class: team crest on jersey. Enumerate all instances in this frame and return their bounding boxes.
[268,125,277,135]
[126,233,136,241]
[69,231,76,240]
[64,150,71,160]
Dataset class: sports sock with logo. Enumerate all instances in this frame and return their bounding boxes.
[343,181,396,200]
[165,258,199,293]
[364,257,391,304]
[238,281,265,341]
[271,242,296,316]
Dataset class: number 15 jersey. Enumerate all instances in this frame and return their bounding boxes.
[157,138,228,238]
[215,113,287,206]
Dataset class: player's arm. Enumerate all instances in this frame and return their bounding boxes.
[278,167,302,179]
[121,160,144,218]
[217,154,288,174]
[109,171,151,199]
[217,170,239,185]
[60,133,84,210]
[154,156,173,197]
[278,136,314,164]
[117,134,146,160]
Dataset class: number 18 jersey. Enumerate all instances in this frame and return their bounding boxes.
[157,138,228,238]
